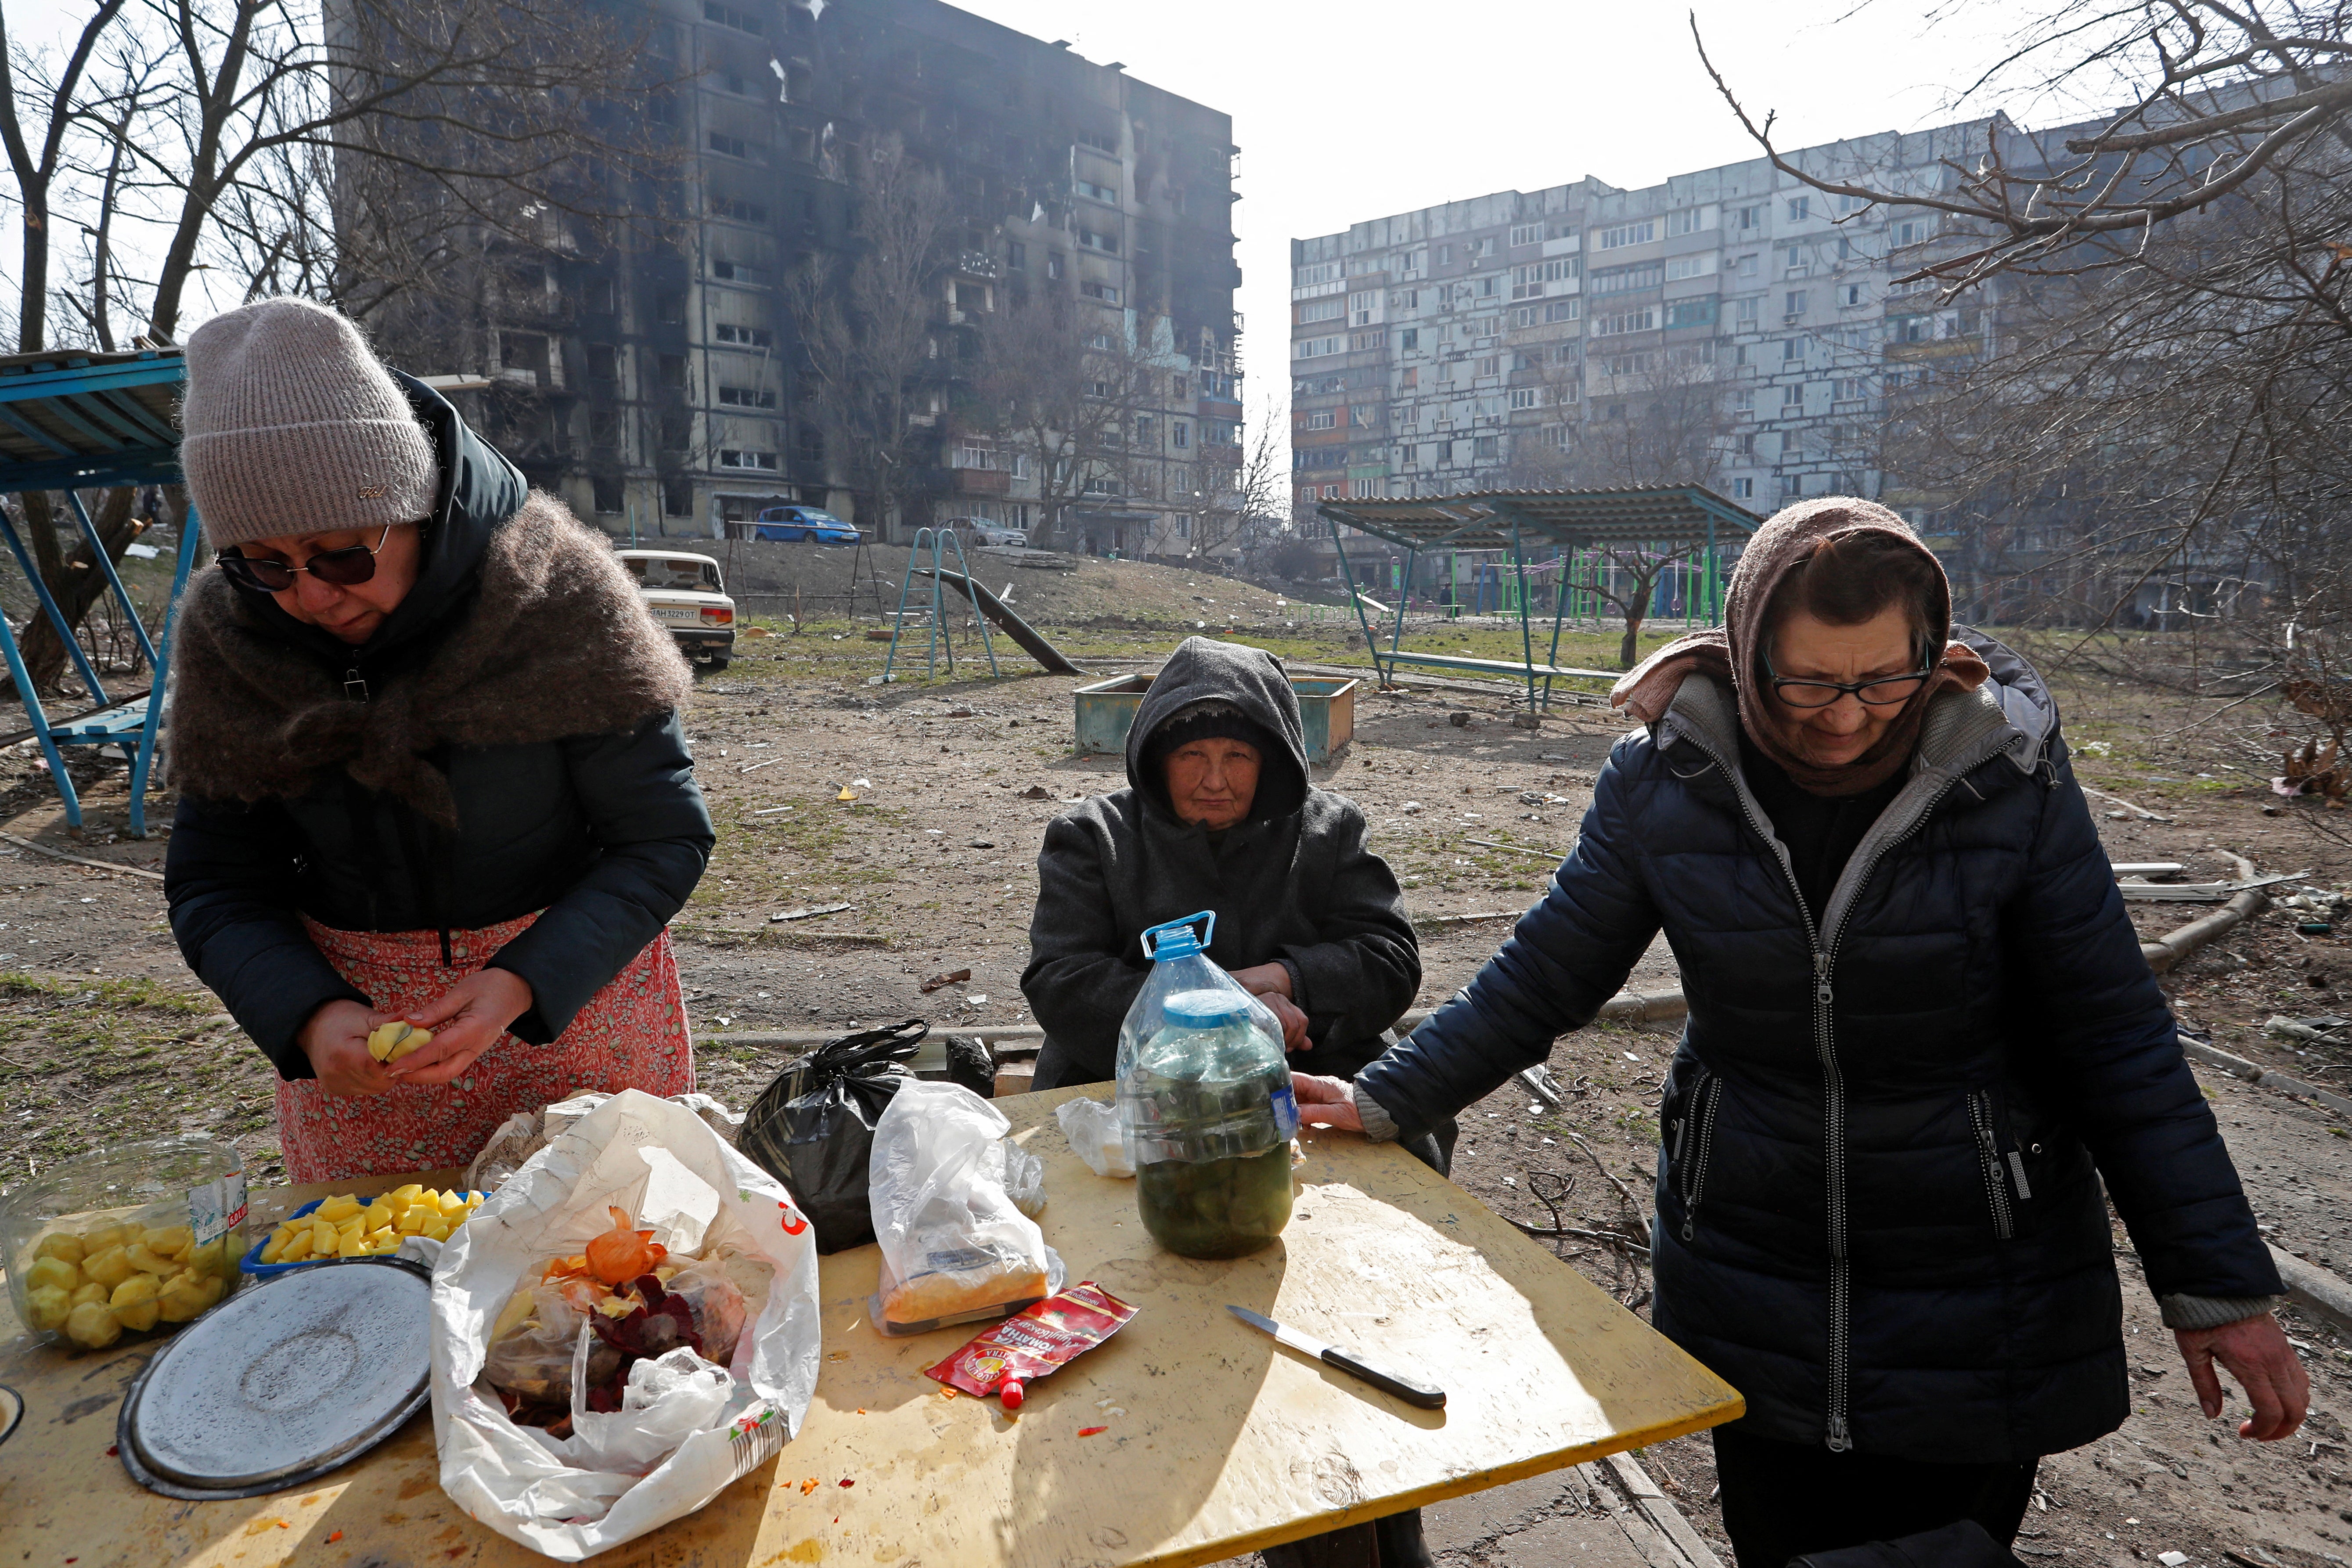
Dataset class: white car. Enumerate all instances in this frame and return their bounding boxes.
[944,516,1028,548]
[618,549,736,668]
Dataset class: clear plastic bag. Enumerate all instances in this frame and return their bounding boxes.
[1055,1097,1135,1179]
[867,1081,1058,1335]
[1113,912,1299,1259]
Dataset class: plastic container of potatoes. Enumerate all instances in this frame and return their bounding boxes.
[1,1133,247,1351]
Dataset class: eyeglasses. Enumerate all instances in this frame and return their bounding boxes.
[1762,648,1936,709]
[218,524,398,593]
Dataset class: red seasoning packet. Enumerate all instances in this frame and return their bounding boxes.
[924,1281,1138,1403]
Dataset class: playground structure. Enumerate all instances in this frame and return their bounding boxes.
[1318,485,1762,710]
[0,347,202,837]
[880,527,1092,681]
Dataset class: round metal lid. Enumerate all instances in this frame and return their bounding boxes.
[0,1383,22,1448]
[120,1256,432,1497]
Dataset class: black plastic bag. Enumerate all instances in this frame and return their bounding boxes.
[739,1020,925,1254]
[943,1034,995,1099]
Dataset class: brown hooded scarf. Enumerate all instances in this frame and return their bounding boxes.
[1611,497,1988,797]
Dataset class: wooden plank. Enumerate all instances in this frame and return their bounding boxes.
[0,1090,1742,1568]
[1375,651,1619,682]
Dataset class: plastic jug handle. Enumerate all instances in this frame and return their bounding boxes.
[1140,909,1216,961]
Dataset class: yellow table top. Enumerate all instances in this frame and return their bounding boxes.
[0,1086,1741,1567]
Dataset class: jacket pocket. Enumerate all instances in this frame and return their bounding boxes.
[1672,1070,1723,1242]
[1967,1090,2020,1240]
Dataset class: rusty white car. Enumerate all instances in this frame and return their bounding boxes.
[618,549,735,669]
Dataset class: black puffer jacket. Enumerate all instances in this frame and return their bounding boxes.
[1358,637,2279,1463]
[1021,636,1419,1087]
[165,376,713,1079]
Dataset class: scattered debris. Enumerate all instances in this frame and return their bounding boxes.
[1449,711,1472,728]
[769,903,854,924]
[1018,785,1052,800]
[920,969,973,995]
[968,838,995,849]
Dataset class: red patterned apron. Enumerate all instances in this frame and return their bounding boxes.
[275,914,694,1183]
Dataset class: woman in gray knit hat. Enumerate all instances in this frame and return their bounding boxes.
[162,298,714,1183]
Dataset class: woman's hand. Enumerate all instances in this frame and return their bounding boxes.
[299,999,401,1097]
[1231,963,1309,1051]
[2176,1313,2309,1441]
[387,967,535,1089]
[1230,962,1294,1000]
[1291,1072,1363,1132]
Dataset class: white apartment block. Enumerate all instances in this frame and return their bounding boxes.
[1289,119,2006,524]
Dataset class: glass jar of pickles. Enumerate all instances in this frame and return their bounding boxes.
[1120,989,1299,1259]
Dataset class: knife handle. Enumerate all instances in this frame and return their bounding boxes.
[1321,1347,1447,1409]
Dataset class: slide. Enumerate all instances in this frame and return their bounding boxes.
[916,568,1087,676]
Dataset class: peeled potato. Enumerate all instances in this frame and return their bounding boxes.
[126,1243,180,1277]
[25,1284,72,1333]
[26,1255,80,1294]
[314,1195,363,1222]
[389,1183,425,1207]
[110,1274,161,1332]
[82,1245,134,1290]
[69,1281,108,1308]
[145,1224,194,1260]
[277,1230,315,1263]
[79,1223,127,1254]
[35,1233,86,1267]
[66,1300,122,1348]
[155,1273,208,1324]
[187,1237,226,1277]
[367,1021,431,1063]
[259,1235,288,1265]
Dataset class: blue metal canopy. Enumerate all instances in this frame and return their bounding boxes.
[0,346,202,837]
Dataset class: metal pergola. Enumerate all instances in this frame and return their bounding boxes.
[1317,485,1763,709]
[0,346,203,836]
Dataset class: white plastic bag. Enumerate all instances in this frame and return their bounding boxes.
[867,1081,1056,1334]
[466,1092,743,1195]
[1056,1097,1135,1178]
[431,1089,821,1561]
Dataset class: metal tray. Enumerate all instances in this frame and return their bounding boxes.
[116,1255,432,1500]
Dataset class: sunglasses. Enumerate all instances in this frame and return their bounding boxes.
[218,524,401,593]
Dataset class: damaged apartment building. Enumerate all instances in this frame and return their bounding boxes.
[356,0,1242,549]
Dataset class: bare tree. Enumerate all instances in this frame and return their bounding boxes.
[785,140,957,543]
[968,278,1155,549]
[1694,1,2352,294]
[1192,390,1286,562]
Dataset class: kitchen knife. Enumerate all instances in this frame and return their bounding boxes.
[1227,1305,1446,1409]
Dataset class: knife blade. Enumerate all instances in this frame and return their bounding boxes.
[1227,1305,1446,1409]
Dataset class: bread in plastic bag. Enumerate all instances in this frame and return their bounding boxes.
[431,1089,821,1561]
[867,1081,1058,1334]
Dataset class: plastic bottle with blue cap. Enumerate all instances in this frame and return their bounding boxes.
[1112,911,1299,1258]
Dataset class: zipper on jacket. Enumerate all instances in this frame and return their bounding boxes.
[1669,695,2025,1456]
[1968,1091,2014,1241]
[1678,1071,1722,1242]
[342,667,370,702]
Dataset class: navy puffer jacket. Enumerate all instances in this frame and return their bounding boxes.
[1358,637,2280,1463]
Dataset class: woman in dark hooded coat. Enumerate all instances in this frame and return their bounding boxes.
[1023,634,1438,1568]
[1292,500,2305,1568]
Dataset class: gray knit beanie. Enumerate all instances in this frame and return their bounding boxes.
[179,298,439,549]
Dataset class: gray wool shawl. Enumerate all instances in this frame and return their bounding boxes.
[166,491,692,826]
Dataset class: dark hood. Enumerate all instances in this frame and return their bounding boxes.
[1125,636,1309,823]
[231,369,530,670]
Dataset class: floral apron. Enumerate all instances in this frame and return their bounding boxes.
[274,913,693,1183]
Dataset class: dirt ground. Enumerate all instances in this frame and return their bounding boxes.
[0,560,2347,1568]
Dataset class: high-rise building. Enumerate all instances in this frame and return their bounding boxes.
[356,0,1240,550]
[1288,119,2004,532]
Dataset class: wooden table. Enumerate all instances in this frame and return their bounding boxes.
[0,1087,1742,1567]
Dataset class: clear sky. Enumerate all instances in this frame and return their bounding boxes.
[949,0,2075,432]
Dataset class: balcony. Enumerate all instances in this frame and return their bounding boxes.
[954,251,1002,280]
[951,467,1012,496]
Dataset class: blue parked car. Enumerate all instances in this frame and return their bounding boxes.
[750,506,860,544]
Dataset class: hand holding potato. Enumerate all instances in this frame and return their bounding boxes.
[386,967,533,1088]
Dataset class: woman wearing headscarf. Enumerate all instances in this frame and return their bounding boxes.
[163,298,713,1183]
[1293,500,2305,1567]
